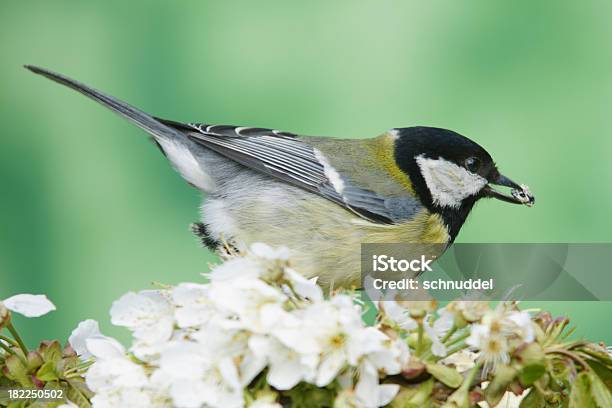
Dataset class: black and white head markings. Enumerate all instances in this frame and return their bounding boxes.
[394,127,533,239]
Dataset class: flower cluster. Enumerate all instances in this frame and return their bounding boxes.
[2,243,612,408]
[70,244,408,408]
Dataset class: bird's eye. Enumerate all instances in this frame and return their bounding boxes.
[464,157,481,173]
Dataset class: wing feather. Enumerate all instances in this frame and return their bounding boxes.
[162,121,420,224]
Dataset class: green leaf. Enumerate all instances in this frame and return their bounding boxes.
[39,340,62,364]
[518,364,546,386]
[425,363,463,388]
[485,365,517,406]
[587,359,612,391]
[5,354,32,387]
[580,347,612,367]
[390,378,433,407]
[516,343,545,366]
[36,361,58,382]
[67,379,93,408]
[441,387,469,408]
[519,388,545,408]
[284,382,335,408]
[515,343,546,386]
[569,372,596,408]
[588,371,612,408]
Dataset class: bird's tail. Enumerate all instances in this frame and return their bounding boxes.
[25,65,183,144]
[25,65,215,191]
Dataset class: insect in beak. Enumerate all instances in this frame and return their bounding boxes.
[483,173,535,206]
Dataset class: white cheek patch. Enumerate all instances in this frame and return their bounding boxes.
[416,155,487,208]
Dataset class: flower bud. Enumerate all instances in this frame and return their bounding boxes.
[533,311,552,330]
[401,357,426,380]
[397,300,437,319]
[27,351,44,371]
[0,301,10,329]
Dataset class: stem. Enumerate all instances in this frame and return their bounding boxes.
[461,359,483,391]
[0,334,19,347]
[441,325,457,344]
[416,322,424,356]
[547,349,590,371]
[533,381,553,398]
[65,360,95,375]
[444,343,469,358]
[0,340,17,356]
[446,332,470,348]
[6,322,28,356]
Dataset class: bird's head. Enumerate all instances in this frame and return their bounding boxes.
[393,126,534,237]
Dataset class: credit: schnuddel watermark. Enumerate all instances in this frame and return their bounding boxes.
[361,243,612,301]
[369,253,493,291]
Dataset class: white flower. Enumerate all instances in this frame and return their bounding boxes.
[354,359,400,407]
[466,307,536,376]
[209,278,288,333]
[423,311,453,357]
[210,257,266,282]
[90,387,154,408]
[344,331,407,407]
[86,350,148,393]
[85,336,126,360]
[467,323,510,377]
[192,322,266,388]
[376,300,418,331]
[335,369,399,408]
[365,335,410,376]
[274,295,386,387]
[284,267,323,302]
[249,335,315,390]
[2,294,56,317]
[505,311,535,343]
[446,301,490,323]
[210,243,289,284]
[68,243,548,408]
[434,308,454,334]
[110,290,174,345]
[172,283,215,328]
[69,319,120,360]
[159,340,244,408]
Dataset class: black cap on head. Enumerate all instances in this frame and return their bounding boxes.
[393,126,498,239]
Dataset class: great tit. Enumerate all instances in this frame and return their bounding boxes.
[26,66,534,288]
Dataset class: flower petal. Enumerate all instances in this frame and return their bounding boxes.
[3,294,56,317]
[68,319,103,359]
[85,336,126,360]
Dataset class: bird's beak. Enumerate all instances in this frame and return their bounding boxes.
[483,173,535,206]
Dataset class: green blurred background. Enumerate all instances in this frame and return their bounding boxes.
[1,1,611,346]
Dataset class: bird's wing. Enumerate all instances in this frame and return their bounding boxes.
[159,120,421,224]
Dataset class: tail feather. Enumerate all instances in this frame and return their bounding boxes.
[26,65,215,191]
[25,65,183,143]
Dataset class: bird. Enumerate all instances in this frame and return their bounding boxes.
[26,65,534,289]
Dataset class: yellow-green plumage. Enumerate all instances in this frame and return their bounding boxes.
[214,132,450,288]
